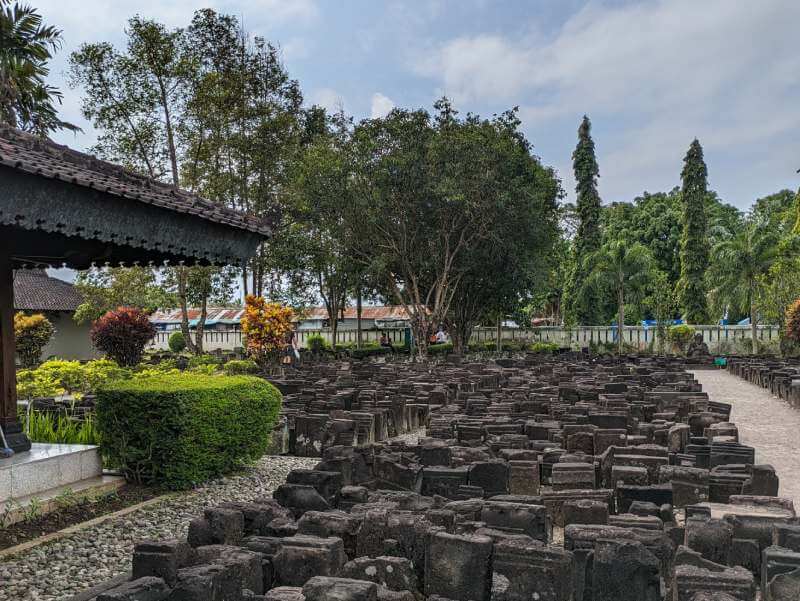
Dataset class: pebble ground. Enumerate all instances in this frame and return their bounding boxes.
[691,369,800,507]
[0,455,317,601]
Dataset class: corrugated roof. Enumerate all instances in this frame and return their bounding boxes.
[150,307,245,323]
[13,270,83,312]
[0,125,271,236]
[301,306,412,320]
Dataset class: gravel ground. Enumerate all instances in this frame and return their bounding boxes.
[0,455,317,601]
[691,369,800,507]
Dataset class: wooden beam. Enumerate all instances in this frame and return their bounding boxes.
[0,251,16,427]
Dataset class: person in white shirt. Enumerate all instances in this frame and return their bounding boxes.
[435,328,448,344]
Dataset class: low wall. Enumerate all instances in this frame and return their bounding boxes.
[147,324,782,354]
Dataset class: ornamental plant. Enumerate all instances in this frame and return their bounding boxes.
[90,307,156,367]
[168,330,187,353]
[14,312,55,367]
[240,295,295,369]
[784,299,800,342]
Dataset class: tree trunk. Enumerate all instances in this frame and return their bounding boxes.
[751,300,758,355]
[617,284,625,355]
[177,267,197,354]
[356,290,363,350]
[496,315,502,353]
[451,320,471,355]
[242,266,249,299]
[412,315,428,361]
[195,293,207,355]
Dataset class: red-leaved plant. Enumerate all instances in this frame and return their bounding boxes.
[90,307,156,367]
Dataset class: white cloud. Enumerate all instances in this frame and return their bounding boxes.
[370,93,395,118]
[413,0,800,206]
[311,88,346,114]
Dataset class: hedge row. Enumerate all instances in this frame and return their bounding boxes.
[96,374,281,489]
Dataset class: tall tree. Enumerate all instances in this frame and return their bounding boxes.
[587,241,653,353]
[73,267,175,324]
[70,10,305,352]
[0,0,77,133]
[677,139,710,323]
[565,115,603,325]
[709,218,780,354]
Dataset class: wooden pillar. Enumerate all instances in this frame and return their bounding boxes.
[0,253,29,452]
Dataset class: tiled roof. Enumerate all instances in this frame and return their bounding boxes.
[300,306,412,320]
[13,270,83,312]
[0,125,271,236]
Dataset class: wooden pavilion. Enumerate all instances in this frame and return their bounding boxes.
[0,125,272,452]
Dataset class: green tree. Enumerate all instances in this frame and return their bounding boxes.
[587,241,653,354]
[677,139,710,323]
[565,115,603,325]
[708,218,780,354]
[0,0,77,133]
[74,267,175,324]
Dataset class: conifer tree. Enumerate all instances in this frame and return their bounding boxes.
[677,139,710,323]
[565,115,603,324]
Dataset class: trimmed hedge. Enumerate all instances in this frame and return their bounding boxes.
[96,374,281,489]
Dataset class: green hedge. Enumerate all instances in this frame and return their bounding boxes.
[96,374,281,489]
[428,342,453,355]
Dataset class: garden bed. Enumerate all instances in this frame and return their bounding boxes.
[0,485,159,551]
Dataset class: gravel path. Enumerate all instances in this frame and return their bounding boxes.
[691,369,800,507]
[0,455,317,601]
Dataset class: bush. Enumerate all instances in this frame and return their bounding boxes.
[14,312,55,367]
[428,342,453,355]
[306,334,330,354]
[187,354,220,369]
[786,299,800,342]
[350,346,391,359]
[96,374,282,489]
[529,341,559,354]
[223,359,259,375]
[168,331,187,353]
[241,296,294,368]
[91,307,156,367]
[667,324,696,353]
[36,359,87,395]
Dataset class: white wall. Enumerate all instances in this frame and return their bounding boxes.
[41,312,98,360]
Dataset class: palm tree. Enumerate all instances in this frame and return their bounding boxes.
[0,0,78,133]
[587,241,654,354]
[709,218,780,354]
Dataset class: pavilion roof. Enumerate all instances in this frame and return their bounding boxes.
[0,125,271,268]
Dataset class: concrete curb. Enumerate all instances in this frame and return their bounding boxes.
[0,492,175,560]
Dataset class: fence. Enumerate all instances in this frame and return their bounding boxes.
[148,324,782,354]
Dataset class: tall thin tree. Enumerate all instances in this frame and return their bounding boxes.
[566,115,603,325]
[677,139,710,323]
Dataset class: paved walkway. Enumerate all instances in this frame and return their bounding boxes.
[691,369,800,507]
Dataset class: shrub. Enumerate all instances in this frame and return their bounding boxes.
[168,331,187,353]
[96,374,282,489]
[529,341,559,354]
[16,368,64,399]
[306,334,330,354]
[36,359,87,395]
[223,359,259,375]
[666,324,696,353]
[83,359,130,391]
[428,342,453,355]
[90,307,156,367]
[14,312,55,367]
[350,346,391,359]
[241,296,295,369]
[786,299,800,342]
[187,354,220,369]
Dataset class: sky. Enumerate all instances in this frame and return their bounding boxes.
[36,0,800,211]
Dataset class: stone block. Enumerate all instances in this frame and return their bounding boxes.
[424,532,494,601]
[132,539,194,586]
[187,508,245,547]
[170,564,242,601]
[592,538,660,601]
[508,460,539,496]
[480,501,548,542]
[492,539,573,601]
[341,556,418,592]
[303,576,378,601]
[468,461,510,497]
[562,499,608,526]
[273,484,331,518]
[686,517,733,566]
[769,566,800,601]
[96,577,169,601]
[273,536,347,586]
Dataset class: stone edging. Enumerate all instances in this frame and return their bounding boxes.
[0,493,175,560]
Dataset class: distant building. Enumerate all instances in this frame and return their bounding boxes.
[149,307,245,332]
[14,270,96,360]
[296,306,412,330]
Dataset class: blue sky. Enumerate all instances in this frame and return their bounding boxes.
[38,0,800,210]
